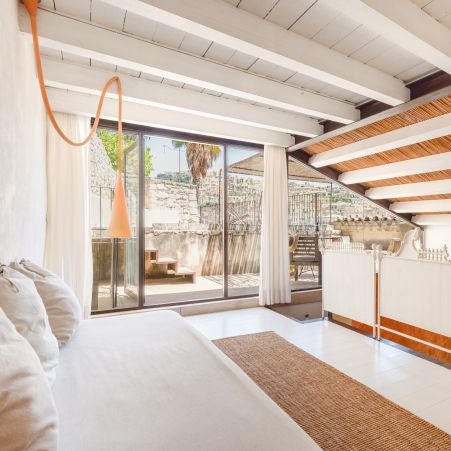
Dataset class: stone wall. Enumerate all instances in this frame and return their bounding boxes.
[90,134,116,192]
[145,179,200,224]
[332,218,413,249]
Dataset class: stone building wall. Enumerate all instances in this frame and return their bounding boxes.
[332,218,413,249]
[145,178,200,224]
[90,134,116,192]
[90,134,117,229]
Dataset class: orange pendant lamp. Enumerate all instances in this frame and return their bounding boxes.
[22,0,132,239]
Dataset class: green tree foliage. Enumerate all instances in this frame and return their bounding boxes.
[172,140,220,185]
[143,147,152,177]
[97,130,152,176]
[172,140,221,206]
[156,172,192,184]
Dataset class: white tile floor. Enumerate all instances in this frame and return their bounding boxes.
[186,307,451,434]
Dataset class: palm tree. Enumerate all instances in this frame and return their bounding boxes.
[173,140,221,204]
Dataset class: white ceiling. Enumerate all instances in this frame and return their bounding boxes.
[38,0,450,108]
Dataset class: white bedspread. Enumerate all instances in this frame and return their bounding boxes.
[53,310,319,451]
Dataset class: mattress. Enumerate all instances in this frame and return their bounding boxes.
[53,310,319,451]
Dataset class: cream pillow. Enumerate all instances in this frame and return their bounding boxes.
[0,308,59,451]
[11,259,81,346]
[0,265,59,385]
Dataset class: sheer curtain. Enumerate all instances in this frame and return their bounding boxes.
[44,113,92,319]
[259,145,290,305]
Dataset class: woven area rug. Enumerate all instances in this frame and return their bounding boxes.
[213,331,451,451]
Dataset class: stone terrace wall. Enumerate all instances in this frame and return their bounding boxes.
[145,178,200,224]
[333,218,413,249]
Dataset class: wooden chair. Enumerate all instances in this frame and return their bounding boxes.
[290,235,322,284]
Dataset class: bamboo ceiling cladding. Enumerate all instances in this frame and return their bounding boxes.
[364,170,451,188]
[302,94,451,207]
[333,136,451,172]
[304,95,451,158]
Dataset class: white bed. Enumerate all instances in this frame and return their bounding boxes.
[53,310,319,451]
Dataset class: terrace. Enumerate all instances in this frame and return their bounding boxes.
[90,134,409,311]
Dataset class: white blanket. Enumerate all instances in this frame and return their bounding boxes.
[53,311,319,451]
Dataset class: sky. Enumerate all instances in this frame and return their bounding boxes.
[144,135,260,176]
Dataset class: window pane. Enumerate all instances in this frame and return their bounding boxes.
[288,161,324,291]
[226,147,263,297]
[288,156,413,292]
[90,129,140,311]
[144,136,224,305]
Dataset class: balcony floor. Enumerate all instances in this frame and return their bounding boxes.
[94,271,320,310]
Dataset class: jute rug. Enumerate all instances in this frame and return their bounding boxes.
[213,331,451,451]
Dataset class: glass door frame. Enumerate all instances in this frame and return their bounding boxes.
[92,120,263,314]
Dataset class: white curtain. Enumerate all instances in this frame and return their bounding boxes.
[44,113,92,319]
[259,145,290,305]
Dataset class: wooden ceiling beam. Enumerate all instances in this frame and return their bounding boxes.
[339,153,451,185]
[357,71,451,119]
[366,179,451,200]
[315,72,451,139]
[101,0,409,105]
[289,86,451,152]
[19,6,356,123]
[42,58,322,137]
[47,87,295,146]
[309,113,451,168]
[391,199,451,214]
[324,0,451,75]
[412,214,451,226]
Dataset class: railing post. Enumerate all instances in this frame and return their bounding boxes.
[371,244,382,340]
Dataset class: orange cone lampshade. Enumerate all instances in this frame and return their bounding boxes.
[23,0,133,239]
[107,172,132,238]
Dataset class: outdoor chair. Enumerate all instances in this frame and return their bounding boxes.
[289,235,322,284]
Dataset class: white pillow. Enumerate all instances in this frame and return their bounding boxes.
[0,265,59,385]
[11,259,81,346]
[0,308,59,451]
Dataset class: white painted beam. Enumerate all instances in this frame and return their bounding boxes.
[20,7,358,124]
[412,214,451,226]
[324,0,451,75]
[391,199,451,214]
[309,113,451,167]
[42,58,321,137]
[339,152,451,185]
[366,179,451,200]
[100,0,409,106]
[46,87,295,147]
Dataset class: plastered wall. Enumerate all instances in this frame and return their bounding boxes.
[0,0,46,263]
[424,226,451,250]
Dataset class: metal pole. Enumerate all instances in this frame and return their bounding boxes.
[99,186,102,233]
[329,182,332,224]
[223,146,228,298]
[111,237,119,308]
[138,132,145,308]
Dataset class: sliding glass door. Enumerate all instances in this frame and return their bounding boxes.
[143,136,224,306]
[226,146,263,297]
[90,129,140,312]
[123,141,140,304]
[90,124,265,312]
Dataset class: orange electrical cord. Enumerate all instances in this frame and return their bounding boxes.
[24,0,131,237]
[26,2,124,169]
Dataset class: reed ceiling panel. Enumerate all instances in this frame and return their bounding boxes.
[304,96,451,156]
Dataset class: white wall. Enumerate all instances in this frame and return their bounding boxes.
[424,226,451,250]
[0,0,46,263]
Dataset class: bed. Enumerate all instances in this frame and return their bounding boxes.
[53,310,319,450]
